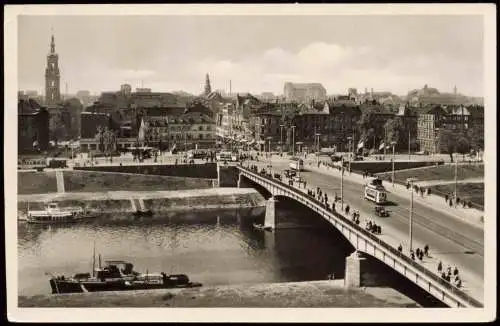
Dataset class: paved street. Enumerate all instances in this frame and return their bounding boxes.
[245,155,484,303]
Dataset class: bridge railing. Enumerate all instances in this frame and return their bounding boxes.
[238,166,483,308]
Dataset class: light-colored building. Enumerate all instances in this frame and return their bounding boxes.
[284,82,327,103]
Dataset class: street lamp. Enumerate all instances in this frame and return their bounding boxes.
[407,177,418,252]
[266,136,273,172]
[340,156,344,211]
[315,133,321,165]
[291,125,296,156]
[454,159,458,207]
[391,141,397,188]
[280,124,284,155]
[347,136,352,175]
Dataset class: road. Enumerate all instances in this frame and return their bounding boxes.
[247,156,484,302]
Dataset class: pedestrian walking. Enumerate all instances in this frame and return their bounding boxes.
[398,244,403,252]
[411,252,415,260]
[445,194,449,202]
[437,261,443,272]
[424,244,429,257]
[416,248,421,257]
[453,266,459,276]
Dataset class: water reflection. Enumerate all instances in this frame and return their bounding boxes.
[18,208,352,297]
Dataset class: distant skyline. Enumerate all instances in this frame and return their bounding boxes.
[18,15,484,97]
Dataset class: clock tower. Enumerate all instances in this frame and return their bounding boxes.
[45,35,61,105]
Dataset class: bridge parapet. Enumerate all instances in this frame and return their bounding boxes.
[237,166,483,308]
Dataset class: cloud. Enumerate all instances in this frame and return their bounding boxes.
[185,42,483,96]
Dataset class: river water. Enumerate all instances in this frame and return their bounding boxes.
[17,201,444,307]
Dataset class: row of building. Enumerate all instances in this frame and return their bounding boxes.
[18,82,484,156]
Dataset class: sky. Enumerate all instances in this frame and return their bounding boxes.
[17,15,485,97]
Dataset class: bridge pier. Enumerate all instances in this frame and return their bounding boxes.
[344,250,366,288]
[237,173,242,188]
[264,196,277,229]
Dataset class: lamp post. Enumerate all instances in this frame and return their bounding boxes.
[407,177,418,252]
[454,159,458,207]
[291,125,296,157]
[280,124,284,155]
[316,133,321,165]
[408,128,411,160]
[340,156,344,211]
[347,136,352,175]
[267,136,273,173]
[391,141,397,187]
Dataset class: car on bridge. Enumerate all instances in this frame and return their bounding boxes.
[284,169,297,178]
[374,205,389,217]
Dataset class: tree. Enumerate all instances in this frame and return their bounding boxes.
[437,129,458,162]
[467,125,484,152]
[49,115,67,145]
[456,135,470,161]
[358,109,376,149]
[95,125,105,152]
[383,117,405,150]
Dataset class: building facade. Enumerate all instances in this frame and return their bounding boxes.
[18,99,50,154]
[416,105,484,154]
[284,82,327,103]
[45,35,61,105]
[139,112,216,151]
[79,112,112,151]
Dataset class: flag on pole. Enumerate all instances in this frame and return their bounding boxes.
[357,141,364,150]
[379,142,385,150]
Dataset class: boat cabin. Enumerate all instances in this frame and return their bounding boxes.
[46,202,60,211]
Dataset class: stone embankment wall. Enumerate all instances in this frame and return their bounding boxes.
[74,163,218,179]
[346,161,444,175]
[17,189,266,217]
[217,165,239,187]
[18,170,214,195]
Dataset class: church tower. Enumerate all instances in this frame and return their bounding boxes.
[45,35,61,105]
[204,73,212,96]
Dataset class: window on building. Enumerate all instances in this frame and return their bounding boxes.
[199,134,203,139]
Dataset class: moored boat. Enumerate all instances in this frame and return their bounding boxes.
[133,209,153,217]
[49,256,202,294]
[27,202,79,224]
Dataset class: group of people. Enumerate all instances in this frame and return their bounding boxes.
[365,219,382,234]
[444,194,474,209]
[406,182,430,197]
[409,245,429,261]
[351,210,360,225]
[438,263,462,288]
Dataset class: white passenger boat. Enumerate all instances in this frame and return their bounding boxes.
[27,202,80,224]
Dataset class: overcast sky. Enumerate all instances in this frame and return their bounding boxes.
[18,15,484,96]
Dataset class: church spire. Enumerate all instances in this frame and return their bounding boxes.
[50,35,55,54]
[204,73,212,95]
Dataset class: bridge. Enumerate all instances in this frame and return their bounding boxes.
[236,165,483,308]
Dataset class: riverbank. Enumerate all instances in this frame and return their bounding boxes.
[17,188,266,217]
[18,170,215,195]
[18,280,419,308]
